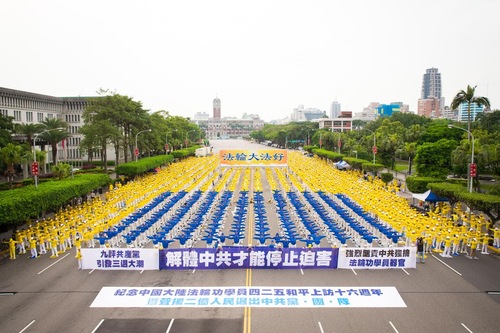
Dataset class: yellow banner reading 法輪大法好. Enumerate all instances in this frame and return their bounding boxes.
[219,150,287,167]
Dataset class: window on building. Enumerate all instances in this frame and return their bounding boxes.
[26,111,33,122]
[14,110,21,121]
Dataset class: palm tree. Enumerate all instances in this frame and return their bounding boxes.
[1,143,22,188]
[450,85,491,139]
[40,118,69,165]
[14,123,45,147]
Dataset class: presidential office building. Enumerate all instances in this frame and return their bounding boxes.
[193,97,265,140]
[0,87,103,165]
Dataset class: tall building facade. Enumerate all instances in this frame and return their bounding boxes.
[419,67,443,118]
[457,102,485,122]
[421,68,442,100]
[213,97,221,119]
[330,101,341,118]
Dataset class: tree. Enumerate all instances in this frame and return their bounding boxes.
[0,143,22,188]
[0,113,15,148]
[14,123,45,148]
[450,85,491,140]
[40,118,69,165]
[415,139,457,178]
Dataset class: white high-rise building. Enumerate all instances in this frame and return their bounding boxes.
[330,101,341,118]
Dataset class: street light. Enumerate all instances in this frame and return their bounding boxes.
[352,150,358,159]
[33,127,64,188]
[361,128,376,164]
[135,129,151,162]
[448,124,475,193]
[185,129,196,148]
[165,129,177,154]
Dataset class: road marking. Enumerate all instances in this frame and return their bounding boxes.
[318,321,324,333]
[351,268,357,276]
[300,267,304,275]
[192,269,196,274]
[486,291,500,295]
[140,270,144,274]
[244,268,252,333]
[89,269,95,275]
[37,253,70,275]
[165,318,175,333]
[91,319,104,333]
[461,323,474,333]
[389,321,399,333]
[402,268,410,276]
[431,254,462,276]
[19,320,35,333]
[0,292,16,296]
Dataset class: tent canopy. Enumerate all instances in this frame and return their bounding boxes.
[412,190,448,202]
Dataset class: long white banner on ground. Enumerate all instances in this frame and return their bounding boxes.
[81,248,159,270]
[337,247,416,269]
[90,286,407,308]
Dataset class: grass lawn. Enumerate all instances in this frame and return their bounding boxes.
[394,161,409,172]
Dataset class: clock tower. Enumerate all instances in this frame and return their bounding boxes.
[213,97,221,119]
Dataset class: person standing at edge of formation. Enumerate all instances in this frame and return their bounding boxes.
[416,237,425,263]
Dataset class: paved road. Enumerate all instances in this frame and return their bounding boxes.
[0,140,499,333]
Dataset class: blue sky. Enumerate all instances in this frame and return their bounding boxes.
[2,0,499,121]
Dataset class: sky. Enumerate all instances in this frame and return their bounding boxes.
[1,0,499,122]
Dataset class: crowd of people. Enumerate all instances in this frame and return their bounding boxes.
[3,151,499,263]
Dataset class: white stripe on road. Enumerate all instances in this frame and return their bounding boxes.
[431,254,462,276]
[402,268,410,276]
[351,268,357,276]
[318,321,324,333]
[461,323,474,333]
[166,318,175,333]
[19,320,35,333]
[300,268,304,275]
[91,319,104,333]
[89,269,95,275]
[389,321,399,333]
[37,253,71,275]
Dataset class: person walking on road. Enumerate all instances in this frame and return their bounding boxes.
[416,237,425,263]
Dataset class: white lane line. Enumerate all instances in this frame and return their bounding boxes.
[300,268,304,275]
[461,323,474,333]
[165,318,175,333]
[192,269,196,274]
[140,270,144,274]
[37,253,71,275]
[402,268,410,276]
[351,268,357,276]
[91,319,104,333]
[431,254,462,276]
[318,321,325,333]
[89,269,95,275]
[19,320,35,333]
[389,321,399,333]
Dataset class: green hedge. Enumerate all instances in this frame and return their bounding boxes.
[115,154,175,178]
[343,157,371,170]
[0,174,111,227]
[406,176,445,193]
[311,148,344,162]
[361,163,385,175]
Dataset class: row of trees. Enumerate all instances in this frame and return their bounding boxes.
[250,88,498,182]
[0,91,203,188]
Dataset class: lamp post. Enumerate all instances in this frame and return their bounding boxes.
[135,129,151,162]
[185,129,196,148]
[361,128,376,164]
[165,129,177,154]
[352,150,358,159]
[448,124,475,193]
[33,127,64,188]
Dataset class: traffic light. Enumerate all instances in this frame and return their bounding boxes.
[469,163,477,177]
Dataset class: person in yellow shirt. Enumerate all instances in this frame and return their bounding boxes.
[49,237,59,258]
[29,238,38,258]
[468,238,478,259]
[75,248,83,270]
[5,238,18,259]
[481,234,490,254]
[493,227,500,248]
